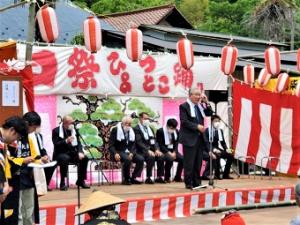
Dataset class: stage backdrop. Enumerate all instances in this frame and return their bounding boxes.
[17,44,227,97]
[233,81,300,175]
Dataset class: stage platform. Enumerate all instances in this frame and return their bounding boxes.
[38,176,297,225]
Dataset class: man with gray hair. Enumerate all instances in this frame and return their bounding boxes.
[179,88,213,189]
[109,116,144,185]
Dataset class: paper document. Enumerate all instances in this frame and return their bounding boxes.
[28,161,57,168]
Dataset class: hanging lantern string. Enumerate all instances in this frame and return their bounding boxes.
[238,57,300,76]
[227,35,233,45]
[180,30,187,38]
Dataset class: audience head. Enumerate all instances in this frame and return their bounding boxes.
[1,116,28,144]
[62,115,75,130]
[139,112,150,127]
[121,116,132,132]
[166,118,178,134]
[188,88,202,104]
[212,114,221,129]
[23,111,41,133]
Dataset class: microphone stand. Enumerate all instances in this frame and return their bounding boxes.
[74,127,109,225]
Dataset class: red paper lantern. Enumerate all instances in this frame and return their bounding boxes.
[275,73,289,93]
[243,64,254,85]
[221,45,238,75]
[176,38,194,70]
[295,82,300,97]
[83,16,102,53]
[126,26,143,62]
[297,49,300,71]
[36,5,59,43]
[264,46,281,76]
[257,68,271,87]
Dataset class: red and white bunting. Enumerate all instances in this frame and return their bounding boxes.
[297,49,300,71]
[220,45,238,75]
[36,5,59,43]
[125,28,143,62]
[83,16,102,53]
[275,73,289,93]
[243,64,254,85]
[176,38,194,70]
[264,47,281,76]
[257,68,271,87]
[295,82,300,97]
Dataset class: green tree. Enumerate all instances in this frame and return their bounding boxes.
[247,0,298,47]
[179,0,208,26]
[198,0,259,36]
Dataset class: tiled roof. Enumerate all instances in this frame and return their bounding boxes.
[99,4,190,32]
[0,0,116,43]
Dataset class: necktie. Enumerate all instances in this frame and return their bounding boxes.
[194,105,201,123]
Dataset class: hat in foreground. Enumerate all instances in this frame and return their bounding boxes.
[75,191,125,216]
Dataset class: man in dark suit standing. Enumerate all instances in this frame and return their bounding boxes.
[179,88,213,189]
[202,114,234,180]
[52,115,90,191]
[156,118,183,183]
[109,116,144,185]
[134,112,165,184]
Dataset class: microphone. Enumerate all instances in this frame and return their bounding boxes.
[131,112,138,119]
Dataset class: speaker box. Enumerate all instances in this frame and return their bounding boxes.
[205,90,228,104]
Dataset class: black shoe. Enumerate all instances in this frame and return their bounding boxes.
[130,178,142,184]
[185,184,193,190]
[201,176,210,180]
[60,185,68,191]
[165,178,171,183]
[145,177,154,184]
[192,183,201,188]
[76,181,91,189]
[122,179,132,185]
[223,175,234,179]
[155,177,166,184]
[215,176,223,180]
[173,177,183,182]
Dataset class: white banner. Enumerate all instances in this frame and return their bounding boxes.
[17,44,227,97]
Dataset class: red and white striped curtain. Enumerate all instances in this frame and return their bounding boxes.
[233,81,300,175]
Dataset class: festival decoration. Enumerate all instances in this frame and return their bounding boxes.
[257,68,271,87]
[36,5,59,43]
[220,45,238,75]
[264,46,281,76]
[295,82,300,97]
[83,16,102,53]
[243,64,254,85]
[275,72,289,93]
[125,24,143,62]
[176,37,194,70]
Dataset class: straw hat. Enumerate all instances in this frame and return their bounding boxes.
[75,191,125,215]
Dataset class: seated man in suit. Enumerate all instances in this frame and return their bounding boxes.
[203,114,234,180]
[52,115,90,191]
[109,116,144,185]
[134,112,165,184]
[156,118,183,183]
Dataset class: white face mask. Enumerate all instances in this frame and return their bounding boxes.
[213,121,220,129]
[68,124,74,130]
[142,119,150,127]
[123,126,130,132]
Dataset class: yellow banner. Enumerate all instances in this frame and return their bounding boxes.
[255,77,300,94]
